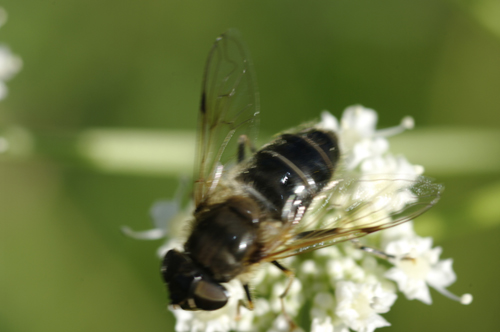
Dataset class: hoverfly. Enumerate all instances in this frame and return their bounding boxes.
[161,30,442,314]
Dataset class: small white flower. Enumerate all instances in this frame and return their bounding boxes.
[0,8,22,155]
[384,236,472,305]
[121,182,192,257]
[301,259,318,275]
[0,45,21,81]
[122,200,177,240]
[311,316,338,332]
[320,106,414,170]
[268,314,304,332]
[335,281,397,332]
[360,154,425,216]
[311,316,350,332]
[361,154,424,179]
[326,257,366,283]
[0,8,22,101]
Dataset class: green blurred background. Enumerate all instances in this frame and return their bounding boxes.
[1,1,499,331]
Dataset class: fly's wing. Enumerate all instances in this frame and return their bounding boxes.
[261,174,443,261]
[194,30,260,206]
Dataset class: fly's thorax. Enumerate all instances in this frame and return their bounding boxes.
[185,196,262,282]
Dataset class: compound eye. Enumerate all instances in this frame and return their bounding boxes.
[193,280,229,310]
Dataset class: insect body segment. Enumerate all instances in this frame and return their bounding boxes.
[238,130,339,223]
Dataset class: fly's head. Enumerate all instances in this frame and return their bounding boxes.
[161,249,229,311]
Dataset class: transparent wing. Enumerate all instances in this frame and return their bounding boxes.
[261,174,443,261]
[194,30,260,206]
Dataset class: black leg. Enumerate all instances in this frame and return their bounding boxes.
[243,283,254,310]
[236,283,254,320]
[351,239,396,260]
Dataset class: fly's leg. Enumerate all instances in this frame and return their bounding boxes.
[238,135,256,163]
[351,239,414,262]
[351,239,395,260]
[272,261,298,330]
[236,284,254,320]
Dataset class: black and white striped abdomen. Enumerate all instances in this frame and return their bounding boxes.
[237,129,340,220]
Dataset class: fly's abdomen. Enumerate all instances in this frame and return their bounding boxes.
[238,129,339,220]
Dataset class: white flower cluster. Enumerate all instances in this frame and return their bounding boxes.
[0,8,22,102]
[0,7,22,154]
[124,105,472,332]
